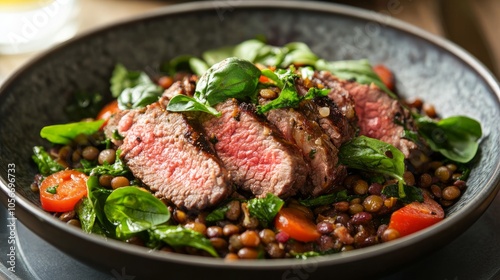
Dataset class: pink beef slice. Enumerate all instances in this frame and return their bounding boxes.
[263,104,346,196]
[314,71,418,157]
[199,98,309,198]
[114,102,232,211]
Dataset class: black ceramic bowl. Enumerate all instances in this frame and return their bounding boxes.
[1,1,499,279]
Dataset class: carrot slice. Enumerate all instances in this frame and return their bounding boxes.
[274,207,320,242]
[96,99,120,127]
[39,170,88,212]
[373,64,395,91]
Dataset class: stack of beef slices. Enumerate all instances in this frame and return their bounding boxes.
[105,70,420,212]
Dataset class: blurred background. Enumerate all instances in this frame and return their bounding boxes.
[0,0,498,82]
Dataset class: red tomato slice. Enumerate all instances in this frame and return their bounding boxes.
[39,170,88,212]
[373,64,395,91]
[274,207,321,242]
[388,193,444,237]
[96,100,120,127]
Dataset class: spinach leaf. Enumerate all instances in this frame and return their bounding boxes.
[205,204,230,223]
[247,193,284,227]
[31,146,64,176]
[315,59,396,98]
[104,186,171,239]
[415,115,482,163]
[381,184,424,203]
[339,136,406,197]
[117,84,162,110]
[40,119,104,145]
[149,225,218,257]
[167,57,261,116]
[110,64,162,109]
[257,68,329,114]
[299,190,351,207]
[76,195,96,233]
[78,175,114,236]
[162,55,208,76]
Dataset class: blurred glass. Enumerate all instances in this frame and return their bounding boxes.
[0,0,80,55]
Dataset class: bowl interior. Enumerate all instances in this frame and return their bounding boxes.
[1,1,499,278]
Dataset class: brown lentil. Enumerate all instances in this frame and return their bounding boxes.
[206,226,223,238]
[431,184,442,198]
[435,166,452,182]
[67,219,81,227]
[419,173,433,188]
[237,247,259,259]
[225,200,241,221]
[99,174,113,188]
[82,146,99,161]
[266,242,285,258]
[259,229,276,244]
[111,176,130,189]
[185,222,206,235]
[98,148,116,165]
[403,171,416,186]
[224,253,239,261]
[349,203,364,215]
[210,237,228,250]
[223,224,240,236]
[442,185,461,200]
[353,179,369,195]
[259,88,278,99]
[363,195,384,213]
[240,230,260,247]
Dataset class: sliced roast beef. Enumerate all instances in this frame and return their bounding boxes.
[111,102,232,210]
[262,103,346,196]
[199,98,309,199]
[313,71,418,157]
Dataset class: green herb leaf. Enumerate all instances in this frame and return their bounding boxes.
[167,57,261,116]
[381,184,424,203]
[111,64,148,98]
[40,119,104,145]
[46,185,58,194]
[339,136,406,197]
[205,204,230,223]
[79,175,114,236]
[149,225,218,257]
[166,94,221,116]
[247,193,284,227]
[315,59,396,98]
[31,146,64,176]
[104,186,171,239]
[117,84,162,110]
[299,190,351,207]
[257,68,329,114]
[415,115,482,163]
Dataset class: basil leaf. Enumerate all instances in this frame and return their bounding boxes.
[315,59,396,98]
[202,46,237,66]
[279,42,319,68]
[117,84,162,110]
[167,57,261,116]
[233,39,267,62]
[149,225,218,257]
[104,186,171,239]
[381,184,424,203]
[198,57,261,105]
[247,193,284,227]
[415,115,482,163]
[31,146,64,176]
[40,119,104,145]
[80,175,114,236]
[339,136,407,197]
[110,64,155,98]
[205,204,230,223]
[166,94,221,116]
[299,190,351,207]
[76,196,96,233]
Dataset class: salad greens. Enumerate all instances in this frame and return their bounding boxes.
[32,146,64,176]
[77,176,218,256]
[299,190,351,207]
[167,57,261,116]
[414,115,482,163]
[247,193,285,227]
[110,64,163,110]
[40,119,104,145]
[338,136,407,198]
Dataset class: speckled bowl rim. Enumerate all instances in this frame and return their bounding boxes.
[1,0,499,276]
